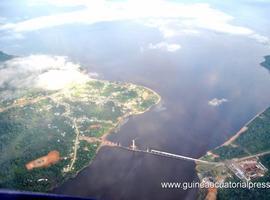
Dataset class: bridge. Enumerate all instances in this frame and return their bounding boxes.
[118,140,219,165]
[149,149,218,164]
[81,137,219,165]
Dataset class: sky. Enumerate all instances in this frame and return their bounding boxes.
[0,0,270,47]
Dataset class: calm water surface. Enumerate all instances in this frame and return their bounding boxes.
[2,17,270,200]
[44,25,270,200]
[1,1,270,199]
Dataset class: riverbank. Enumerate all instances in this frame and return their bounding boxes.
[50,84,161,192]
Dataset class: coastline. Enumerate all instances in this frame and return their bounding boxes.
[50,84,161,192]
[196,105,270,199]
[206,106,269,153]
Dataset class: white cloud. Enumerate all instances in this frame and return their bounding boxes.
[0,17,6,23]
[208,98,228,107]
[88,72,99,78]
[0,0,269,45]
[249,33,270,45]
[0,55,89,91]
[148,42,181,52]
[27,0,92,7]
[36,69,88,90]
[141,18,200,38]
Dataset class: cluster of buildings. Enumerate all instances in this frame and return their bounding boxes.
[227,158,268,181]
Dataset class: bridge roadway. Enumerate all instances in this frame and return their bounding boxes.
[80,136,219,165]
[118,146,218,165]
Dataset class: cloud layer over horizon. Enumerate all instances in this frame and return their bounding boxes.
[0,0,269,46]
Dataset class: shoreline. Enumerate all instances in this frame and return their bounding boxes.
[50,84,161,193]
[207,106,269,152]
[196,106,270,199]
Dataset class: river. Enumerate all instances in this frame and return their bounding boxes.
[47,26,270,200]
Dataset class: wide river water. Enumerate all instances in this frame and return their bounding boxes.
[6,22,270,200]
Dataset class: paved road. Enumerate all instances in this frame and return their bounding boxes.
[237,150,270,161]
[119,146,219,165]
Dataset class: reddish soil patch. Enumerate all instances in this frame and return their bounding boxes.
[26,150,60,170]
[89,124,102,129]
[205,187,217,200]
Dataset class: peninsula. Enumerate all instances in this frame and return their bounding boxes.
[0,52,161,192]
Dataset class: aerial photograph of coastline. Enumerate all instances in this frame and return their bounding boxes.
[0,0,270,200]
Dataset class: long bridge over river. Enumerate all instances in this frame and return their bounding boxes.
[79,136,219,165]
[120,140,218,165]
[121,146,218,165]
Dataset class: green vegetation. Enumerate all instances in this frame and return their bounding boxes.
[196,56,270,199]
[0,99,75,191]
[217,155,270,200]
[197,107,270,199]
[73,141,100,172]
[0,77,160,192]
[200,107,270,164]
[211,145,249,161]
[217,176,270,200]
[234,108,270,154]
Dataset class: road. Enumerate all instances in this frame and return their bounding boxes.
[67,120,80,171]
[118,146,219,165]
[236,150,270,161]
[0,92,61,113]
